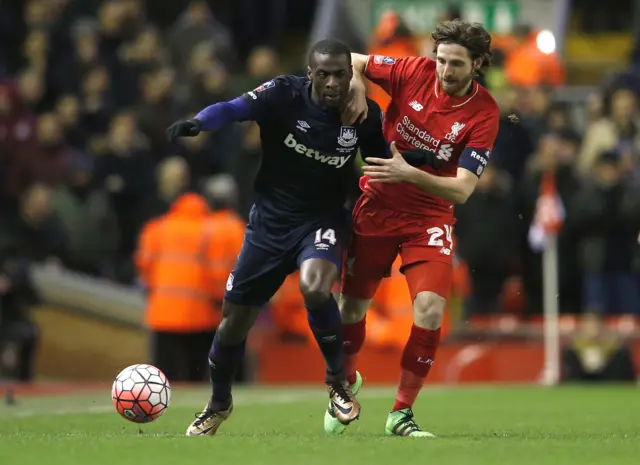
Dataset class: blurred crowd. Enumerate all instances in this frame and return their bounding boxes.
[0,0,291,285]
[1,0,640,376]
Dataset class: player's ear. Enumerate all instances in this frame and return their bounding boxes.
[307,66,313,80]
[472,58,483,73]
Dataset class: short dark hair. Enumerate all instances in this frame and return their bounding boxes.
[431,20,493,75]
[308,39,352,66]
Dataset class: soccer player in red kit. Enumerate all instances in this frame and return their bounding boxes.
[324,20,500,437]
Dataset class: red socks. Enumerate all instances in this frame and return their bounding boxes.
[341,319,440,411]
[342,318,366,385]
[393,325,441,412]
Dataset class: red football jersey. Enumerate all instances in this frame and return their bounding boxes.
[364,55,500,217]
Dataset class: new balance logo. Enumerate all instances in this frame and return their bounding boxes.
[284,133,352,168]
[296,120,310,132]
[409,100,424,111]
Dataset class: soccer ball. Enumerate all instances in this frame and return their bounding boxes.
[112,364,171,423]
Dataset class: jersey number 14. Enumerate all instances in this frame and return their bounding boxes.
[314,228,337,246]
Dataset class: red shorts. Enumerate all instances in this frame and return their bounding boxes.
[342,195,455,300]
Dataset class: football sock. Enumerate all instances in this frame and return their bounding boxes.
[208,332,246,406]
[393,325,441,412]
[342,317,366,385]
[306,294,344,379]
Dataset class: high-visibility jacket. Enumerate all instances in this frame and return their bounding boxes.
[504,36,565,88]
[367,37,419,111]
[135,194,244,332]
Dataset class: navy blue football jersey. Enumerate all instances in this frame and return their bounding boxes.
[237,75,386,229]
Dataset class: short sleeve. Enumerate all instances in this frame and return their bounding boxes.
[364,55,429,97]
[238,75,295,121]
[458,109,500,177]
[466,109,500,150]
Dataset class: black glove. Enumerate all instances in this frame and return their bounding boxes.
[166,119,202,142]
[401,148,444,170]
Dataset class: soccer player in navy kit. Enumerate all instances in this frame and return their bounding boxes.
[166,39,390,436]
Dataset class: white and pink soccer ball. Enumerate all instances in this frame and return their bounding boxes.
[112,364,171,423]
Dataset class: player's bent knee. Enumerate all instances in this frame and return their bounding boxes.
[217,300,262,345]
[299,259,338,307]
[339,295,370,324]
[413,291,445,330]
[299,282,332,308]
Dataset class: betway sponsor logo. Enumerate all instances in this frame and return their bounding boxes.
[396,116,441,151]
[284,133,351,168]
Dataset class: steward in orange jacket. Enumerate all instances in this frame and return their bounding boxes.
[367,10,419,111]
[135,193,244,381]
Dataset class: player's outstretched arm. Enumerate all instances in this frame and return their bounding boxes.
[166,98,251,142]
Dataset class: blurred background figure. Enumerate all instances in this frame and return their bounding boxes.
[563,313,636,382]
[135,175,244,382]
[135,193,218,382]
[365,9,419,111]
[0,184,65,382]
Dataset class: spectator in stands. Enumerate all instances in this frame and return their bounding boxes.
[80,64,116,135]
[231,45,280,95]
[17,67,47,114]
[491,88,535,183]
[21,28,50,76]
[96,111,153,282]
[116,25,169,107]
[136,65,176,156]
[136,156,190,232]
[579,87,640,176]
[0,184,67,381]
[0,80,38,199]
[51,152,119,277]
[167,0,235,70]
[174,124,234,189]
[51,17,102,95]
[32,112,71,187]
[519,133,582,314]
[54,94,86,151]
[571,151,640,314]
[456,166,519,315]
[563,313,636,382]
[183,61,231,112]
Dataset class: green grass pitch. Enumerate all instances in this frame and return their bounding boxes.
[0,384,638,465]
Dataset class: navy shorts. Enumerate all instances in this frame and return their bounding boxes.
[224,208,349,307]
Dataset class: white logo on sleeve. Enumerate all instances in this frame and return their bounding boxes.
[373,55,396,65]
[226,273,234,291]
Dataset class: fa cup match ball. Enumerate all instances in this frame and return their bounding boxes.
[112,364,171,423]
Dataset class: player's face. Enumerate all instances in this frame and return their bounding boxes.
[435,43,479,96]
[308,53,353,108]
